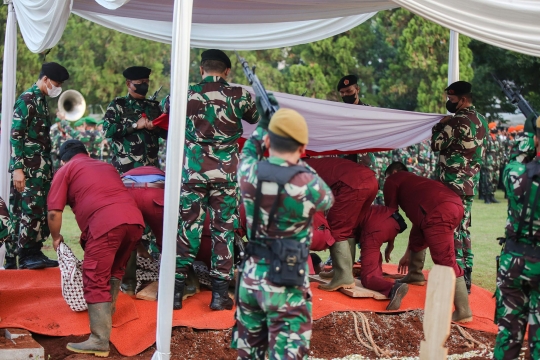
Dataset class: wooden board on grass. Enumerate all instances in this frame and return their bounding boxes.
[136,281,159,301]
[309,275,388,300]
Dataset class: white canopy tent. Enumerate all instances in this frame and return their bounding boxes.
[1,1,540,359]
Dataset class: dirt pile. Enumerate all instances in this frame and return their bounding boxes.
[35,310,497,359]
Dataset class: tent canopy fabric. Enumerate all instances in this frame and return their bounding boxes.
[11,0,540,56]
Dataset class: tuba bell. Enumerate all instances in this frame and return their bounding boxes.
[58,90,86,121]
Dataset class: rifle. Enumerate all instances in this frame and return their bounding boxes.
[492,74,538,121]
[149,86,163,101]
[235,52,279,120]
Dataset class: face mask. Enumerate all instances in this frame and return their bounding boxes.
[47,80,62,98]
[133,82,149,96]
[445,99,460,113]
[341,94,357,104]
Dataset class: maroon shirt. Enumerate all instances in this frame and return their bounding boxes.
[48,154,144,239]
[122,166,165,177]
[304,157,375,188]
[383,171,462,226]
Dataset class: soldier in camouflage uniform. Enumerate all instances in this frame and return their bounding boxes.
[481,123,501,204]
[232,107,334,359]
[81,117,104,159]
[0,196,13,257]
[7,62,69,269]
[494,126,539,360]
[431,81,487,293]
[174,50,259,311]
[103,66,165,174]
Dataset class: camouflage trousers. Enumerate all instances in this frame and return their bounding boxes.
[454,195,473,270]
[494,251,540,360]
[6,174,51,256]
[176,181,238,280]
[232,273,312,359]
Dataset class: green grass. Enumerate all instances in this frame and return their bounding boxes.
[46,191,507,293]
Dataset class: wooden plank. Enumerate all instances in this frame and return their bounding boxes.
[136,281,159,301]
[419,265,456,360]
[309,275,388,300]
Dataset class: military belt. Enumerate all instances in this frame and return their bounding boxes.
[504,238,540,258]
[124,182,165,189]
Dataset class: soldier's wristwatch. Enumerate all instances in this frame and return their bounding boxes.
[132,122,138,130]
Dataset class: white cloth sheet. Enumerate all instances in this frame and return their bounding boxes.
[237,86,443,153]
[11,0,540,56]
[73,10,377,49]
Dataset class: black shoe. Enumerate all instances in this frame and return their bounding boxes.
[386,282,409,310]
[173,279,185,310]
[35,252,58,268]
[18,249,57,269]
[490,195,500,204]
[478,193,484,201]
[209,278,234,311]
[464,268,472,294]
[484,197,491,204]
[4,256,17,269]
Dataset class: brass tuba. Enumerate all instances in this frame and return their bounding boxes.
[58,90,86,121]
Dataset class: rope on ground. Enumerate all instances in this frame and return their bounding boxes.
[350,311,391,358]
[454,324,487,349]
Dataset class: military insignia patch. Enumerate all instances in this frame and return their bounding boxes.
[448,89,454,94]
[344,79,349,86]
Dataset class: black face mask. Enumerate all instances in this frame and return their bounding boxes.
[133,82,149,96]
[341,94,357,104]
[445,99,460,113]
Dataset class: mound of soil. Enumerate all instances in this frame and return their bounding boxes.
[34,310,497,359]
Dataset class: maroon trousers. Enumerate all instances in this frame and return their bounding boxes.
[327,177,378,242]
[409,202,464,278]
[81,224,143,304]
[127,187,164,249]
[359,216,400,297]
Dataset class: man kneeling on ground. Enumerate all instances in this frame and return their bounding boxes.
[47,140,145,357]
[384,161,472,323]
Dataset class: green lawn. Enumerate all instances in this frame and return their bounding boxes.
[45,190,507,293]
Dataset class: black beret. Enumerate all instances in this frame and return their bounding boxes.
[59,139,88,162]
[201,49,231,69]
[123,66,152,80]
[41,62,69,82]
[445,81,472,96]
[337,75,358,91]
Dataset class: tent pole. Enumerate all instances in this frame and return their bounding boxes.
[448,30,459,85]
[0,0,18,201]
[151,0,193,359]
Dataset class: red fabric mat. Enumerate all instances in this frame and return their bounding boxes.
[0,265,497,356]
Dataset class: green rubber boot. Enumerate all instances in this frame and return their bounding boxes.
[319,238,356,279]
[67,303,111,357]
[110,277,121,315]
[452,276,473,323]
[399,250,427,286]
[121,251,137,295]
[318,241,355,291]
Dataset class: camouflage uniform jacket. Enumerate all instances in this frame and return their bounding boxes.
[103,94,165,174]
[184,76,258,183]
[503,156,540,246]
[484,135,499,169]
[238,127,334,292]
[76,129,103,159]
[9,84,53,179]
[431,106,488,196]
[0,196,12,246]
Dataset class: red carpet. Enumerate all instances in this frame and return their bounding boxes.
[0,265,497,356]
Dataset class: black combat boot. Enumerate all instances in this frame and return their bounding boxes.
[209,278,234,311]
[490,194,500,203]
[18,248,58,269]
[463,267,472,294]
[4,256,17,269]
[173,279,185,310]
[484,196,491,204]
[478,192,484,201]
